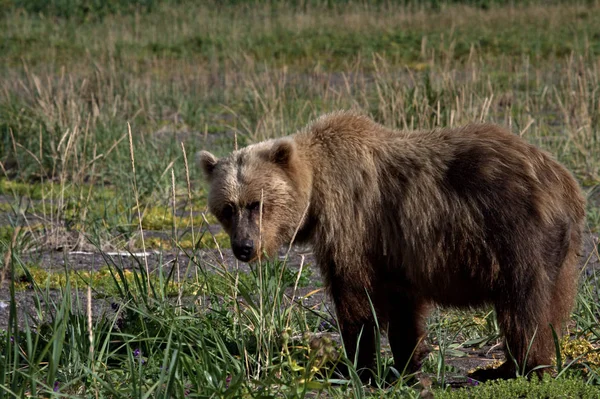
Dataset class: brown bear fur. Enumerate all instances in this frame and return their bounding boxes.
[199,111,586,381]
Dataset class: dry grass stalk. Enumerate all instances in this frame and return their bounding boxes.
[128,122,151,293]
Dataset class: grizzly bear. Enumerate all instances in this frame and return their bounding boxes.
[199,111,585,382]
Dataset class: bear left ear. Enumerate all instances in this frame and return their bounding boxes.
[269,140,295,166]
[198,150,218,180]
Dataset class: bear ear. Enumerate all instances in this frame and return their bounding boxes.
[198,151,218,180]
[269,140,295,167]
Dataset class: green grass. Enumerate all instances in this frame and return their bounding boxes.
[0,0,600,397]
[437,375,600,398]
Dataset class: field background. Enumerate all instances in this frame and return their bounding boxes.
[0,0,599,397]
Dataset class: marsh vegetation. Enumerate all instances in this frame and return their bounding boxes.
[0,0,599,397]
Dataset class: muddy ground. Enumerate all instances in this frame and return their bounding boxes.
[0,230,598,387]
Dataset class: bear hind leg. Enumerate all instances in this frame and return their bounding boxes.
[470,286,554,381]
[547,243,579,342]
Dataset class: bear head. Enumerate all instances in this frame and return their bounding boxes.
[199,139,311,262]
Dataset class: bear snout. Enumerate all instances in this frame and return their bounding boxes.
[232,238,255,262]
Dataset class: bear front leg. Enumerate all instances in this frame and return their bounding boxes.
[329,278,377,382]
[387,297,429,377]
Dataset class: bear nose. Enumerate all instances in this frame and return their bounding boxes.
[232,239,255,262]
[240,239,253,253]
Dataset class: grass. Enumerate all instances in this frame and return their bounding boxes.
[436,375,600,398]
[0,0,600,397]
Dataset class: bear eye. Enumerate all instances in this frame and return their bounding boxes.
[221,204,234,220]
[247,201,262,212]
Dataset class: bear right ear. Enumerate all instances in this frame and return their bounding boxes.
[269,140,295,167]
[198,151,218,180]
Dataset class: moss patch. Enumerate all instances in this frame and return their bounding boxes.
[14,264,192,296]
[561,336,600,373]
[141,230,229,250]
